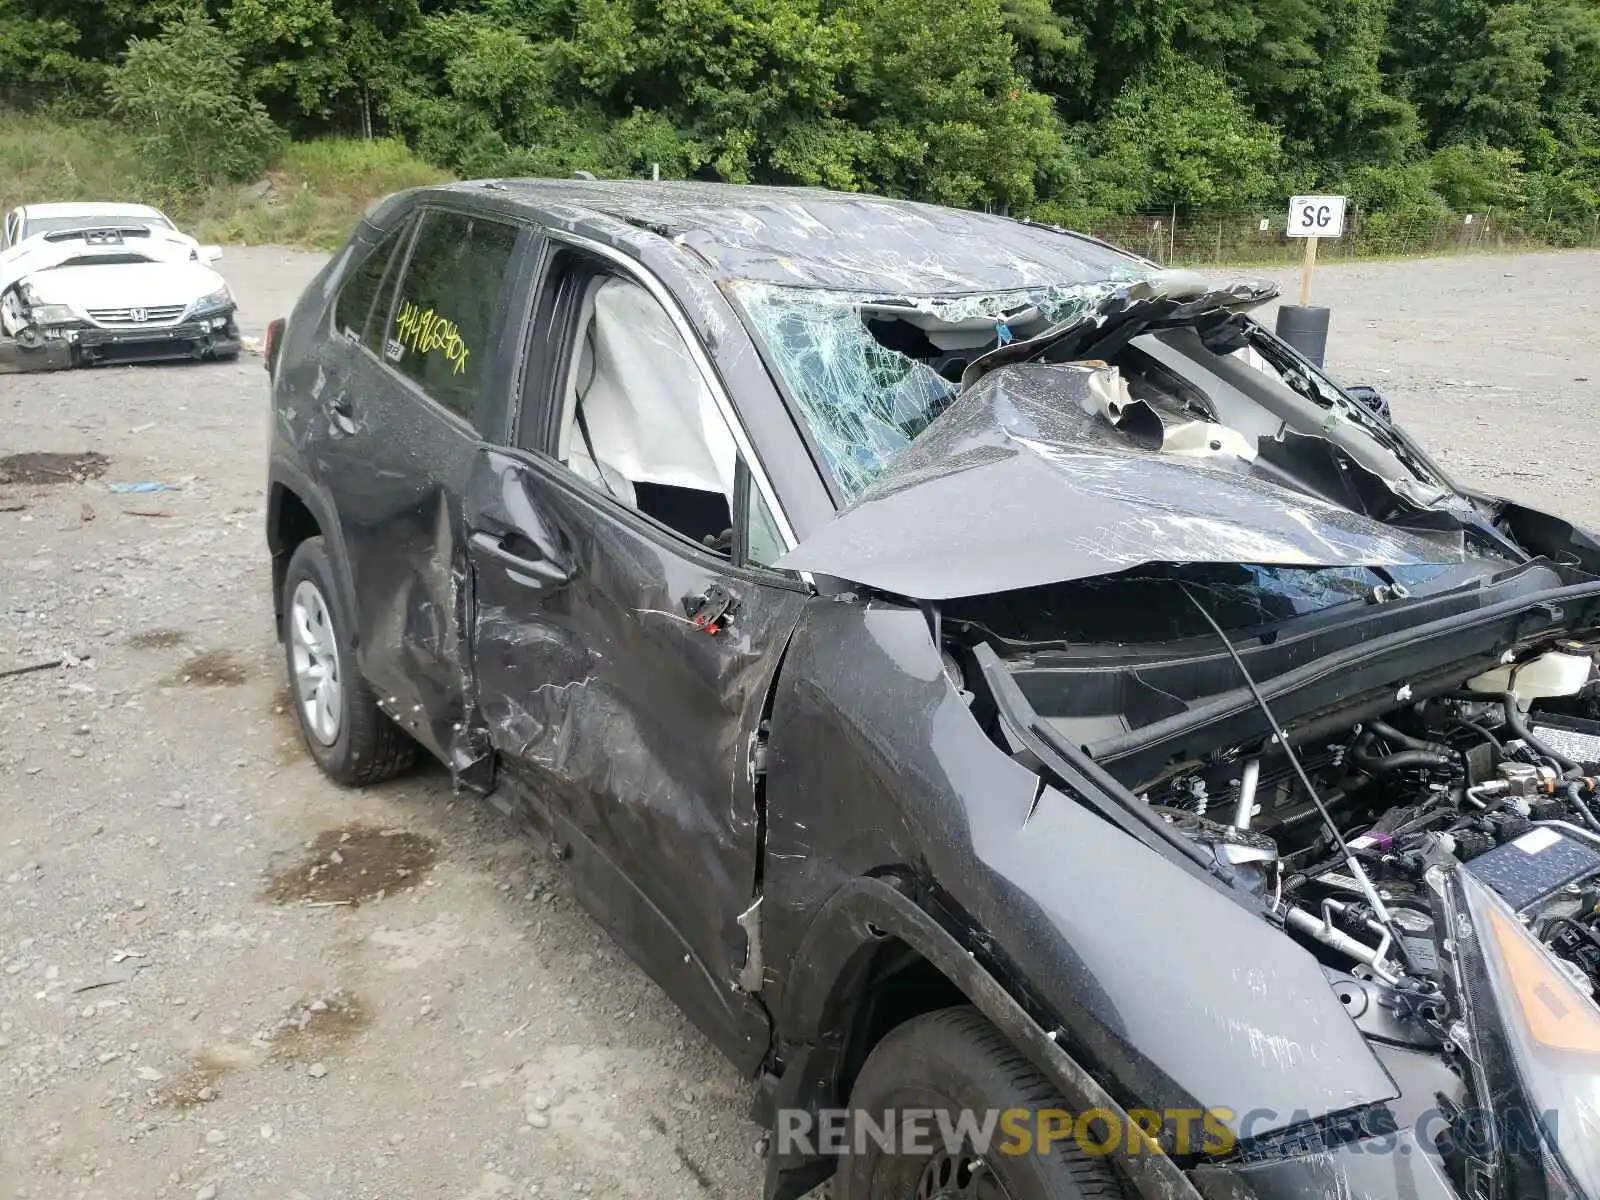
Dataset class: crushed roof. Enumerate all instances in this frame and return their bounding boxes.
[457,179,1138,293]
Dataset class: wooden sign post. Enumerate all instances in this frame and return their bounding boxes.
[1276,195,1348,366]
[1287,195,1347,306]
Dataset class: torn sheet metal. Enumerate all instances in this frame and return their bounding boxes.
[732,279,1133,503]
[463,448,807,1062]
[960,272,1279,387]
[736,897,764,994]
[776,362,1471,600]
[1072,363,1256,462]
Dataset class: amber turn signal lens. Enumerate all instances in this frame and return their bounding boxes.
[1482,900,1600,1055]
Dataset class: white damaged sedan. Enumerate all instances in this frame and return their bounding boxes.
[0,202,240,372]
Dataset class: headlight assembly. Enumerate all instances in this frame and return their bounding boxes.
[193,287,233,313]
[1456,867,1600,1198]
[29,303,76,325]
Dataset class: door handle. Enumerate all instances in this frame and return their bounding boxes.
[469,529,573,587]
[325,392,357,436]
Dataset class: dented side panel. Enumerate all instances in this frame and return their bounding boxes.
[272,210,538,773]
[762,600,1398,1139]
[297,316,480,763]
[465,448,808,1068]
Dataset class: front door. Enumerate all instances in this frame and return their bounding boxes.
[464,252,807,1070]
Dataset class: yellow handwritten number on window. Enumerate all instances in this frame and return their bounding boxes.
[395,299,471,376]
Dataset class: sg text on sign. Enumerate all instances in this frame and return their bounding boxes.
[1288,195,1347,238]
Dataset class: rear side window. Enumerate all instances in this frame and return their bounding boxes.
[334,218,411,351]
[381,209,520,422]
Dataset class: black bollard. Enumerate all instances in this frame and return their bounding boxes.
[1275,305,1330,367]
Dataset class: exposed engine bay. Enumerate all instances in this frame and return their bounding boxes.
[1143,644,1600,1015]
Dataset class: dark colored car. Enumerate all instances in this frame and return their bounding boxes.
[265,180,1600,1200]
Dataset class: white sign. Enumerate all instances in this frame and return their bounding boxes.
[1288,195,1346,238]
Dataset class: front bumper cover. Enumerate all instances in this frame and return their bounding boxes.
[0,308,239,371]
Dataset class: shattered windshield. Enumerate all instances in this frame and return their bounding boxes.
[733,279,1139,503]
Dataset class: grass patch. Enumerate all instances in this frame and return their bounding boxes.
[0,112,452,252]
[192,138,452,250]
[0,117,147,211]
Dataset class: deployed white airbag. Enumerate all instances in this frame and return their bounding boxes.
[577,279,736,497]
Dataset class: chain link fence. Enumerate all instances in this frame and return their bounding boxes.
[1073,207,1600,267]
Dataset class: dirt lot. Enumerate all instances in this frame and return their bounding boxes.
[2,246,1598,1200]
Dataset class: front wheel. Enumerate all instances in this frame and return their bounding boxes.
[281,536,416,785]
[836,1007,1125,1200]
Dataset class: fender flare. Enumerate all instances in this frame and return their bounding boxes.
[763,876,1202,1200]
[266,455,358,643]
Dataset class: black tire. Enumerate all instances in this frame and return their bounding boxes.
[837,1007,1125,1200]
[281,536,416,785]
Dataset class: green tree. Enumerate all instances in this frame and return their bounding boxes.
[389,8,563,171]
[221,0,420,134]
[1,0,162,64]
[999,0,1091,100]
[832,0,1072,209]
[1259,0,1421,172]
[1387,0,1549,150]
[105,10,281,191]
[0,4,101,100]
[1076,57,1283,210]
[0,0,1595,231]
[557,0,860,184]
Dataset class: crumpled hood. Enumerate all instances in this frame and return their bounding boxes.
[776,362,1476,600]
[22,261,225,311]
[0,225,208,297]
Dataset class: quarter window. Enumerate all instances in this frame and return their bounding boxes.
[334,218,410,351]
[745,483,787,568]
[383,209,520,423]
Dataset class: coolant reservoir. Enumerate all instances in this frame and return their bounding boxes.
[1468,650,1595,711]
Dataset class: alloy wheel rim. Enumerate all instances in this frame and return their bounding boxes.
[912,1151,1011,1200]
[289,579,342,746]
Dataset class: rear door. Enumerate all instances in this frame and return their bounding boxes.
[463,241,808,1069]
[308,204,536,776]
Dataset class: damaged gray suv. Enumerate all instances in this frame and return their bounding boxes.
[266,180,1600,1200]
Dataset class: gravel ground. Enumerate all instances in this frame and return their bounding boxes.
[1,246,1598,1200]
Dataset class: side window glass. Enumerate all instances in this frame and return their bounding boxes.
[383,209,519,423]
[334,219,408,350]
